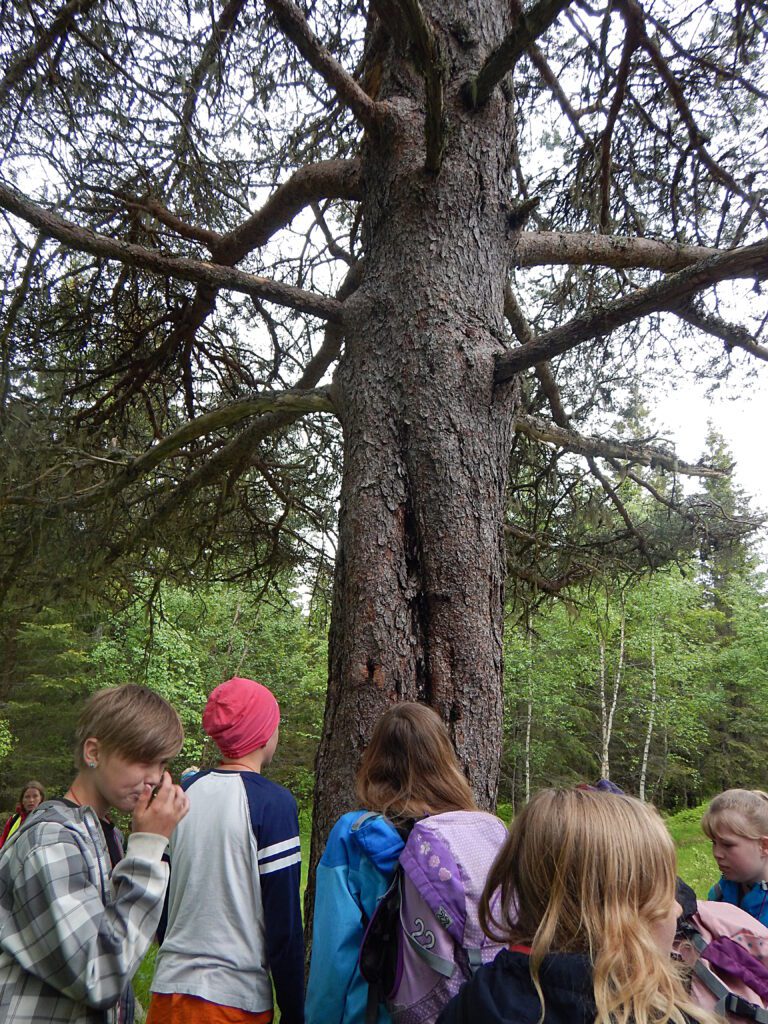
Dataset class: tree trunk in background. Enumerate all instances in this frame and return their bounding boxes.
[639,631,657,801]
[309,0,518,884]
[599,608,624,780]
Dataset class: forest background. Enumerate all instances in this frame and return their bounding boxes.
[1,423,765,816]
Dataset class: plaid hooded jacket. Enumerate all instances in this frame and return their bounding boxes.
[0,799,168,1023]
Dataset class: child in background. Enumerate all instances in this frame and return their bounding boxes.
[147,676,304,1024]
[0,684,189,1024]
[702,789,768,926]
[0,780,46,848]
[437,787,717,1024]
[305,701,487,1024]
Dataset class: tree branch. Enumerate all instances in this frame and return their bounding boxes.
[512,414,725,477]
[617,0,768,226]
[86,263,362,564]
[586,455,652,563]
[0,0,100,108]
[372,0,446,173]
[219,159,361,262]
[264,0,386,128]
[676,300,768,363]
[599,27,639,232]
[497,236,768,381]
[119,159,361,259]
[463,0,575,110]
[50,388,334,511]
[178,0,248,146]
[512,231,718,270]
[119,194,222,249]
[504,282,570,425]
[0,180,343,322]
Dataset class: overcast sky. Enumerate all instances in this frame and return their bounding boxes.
[653,368,768,548]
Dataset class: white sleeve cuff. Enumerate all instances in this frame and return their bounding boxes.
[125,832,169,861]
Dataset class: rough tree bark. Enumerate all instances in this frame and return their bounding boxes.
[310,0,518,858]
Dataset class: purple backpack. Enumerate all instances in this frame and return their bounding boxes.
[359,810,507,1024]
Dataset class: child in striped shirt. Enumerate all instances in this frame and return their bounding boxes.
[147,676,304,1024]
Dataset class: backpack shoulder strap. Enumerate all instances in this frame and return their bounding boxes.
[694,959,768,1023]
[352,811,381,831]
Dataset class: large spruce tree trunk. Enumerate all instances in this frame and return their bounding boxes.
[310,0,519,872]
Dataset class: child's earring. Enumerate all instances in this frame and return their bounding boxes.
[88,761,97,768]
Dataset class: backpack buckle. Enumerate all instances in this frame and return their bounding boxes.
[725,993,763,1020]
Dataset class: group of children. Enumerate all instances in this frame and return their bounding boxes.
[0,679,767,1024]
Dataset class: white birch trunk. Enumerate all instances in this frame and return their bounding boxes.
[600,605,625,780]
[639,631,657,802]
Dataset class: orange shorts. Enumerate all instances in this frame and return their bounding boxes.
[145,993,273,1024]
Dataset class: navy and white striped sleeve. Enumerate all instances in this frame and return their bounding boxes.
[245,778,304,1024]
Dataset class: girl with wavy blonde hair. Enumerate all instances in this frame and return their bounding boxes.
[437,787,717,1024]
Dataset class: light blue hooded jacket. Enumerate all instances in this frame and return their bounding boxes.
[709,876,768,926]
[306,810,404,1024]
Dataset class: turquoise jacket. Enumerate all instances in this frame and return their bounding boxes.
[709,876,768,926]
[306,810,404,1024]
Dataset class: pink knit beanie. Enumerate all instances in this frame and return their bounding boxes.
[202,677,280,758]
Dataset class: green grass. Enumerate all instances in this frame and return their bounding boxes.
[665,801,717,898]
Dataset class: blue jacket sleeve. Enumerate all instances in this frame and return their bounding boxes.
[251,785,304,1024]
[306,815,368,1024]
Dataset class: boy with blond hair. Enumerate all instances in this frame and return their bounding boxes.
[0,684,189,1023]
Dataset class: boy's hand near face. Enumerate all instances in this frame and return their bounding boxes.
[133,771,189,838]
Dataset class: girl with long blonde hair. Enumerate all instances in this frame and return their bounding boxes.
[437,787,717,1024]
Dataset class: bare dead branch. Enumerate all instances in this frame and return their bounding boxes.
[617,0,768,226]
[464,0,575,109]
[512,231,718,270]
[512,414,725,477]
[264,0,386,128]
[311,203,355,265]
[0,180,343,322]
[0,0,100,108]
[497,236,768,381]
[504,282,569,426]
[599,27,639,231]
